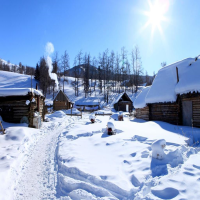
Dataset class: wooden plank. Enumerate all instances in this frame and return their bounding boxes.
[95,113,112,116]
[0,121,5,134]
[65,114,82,116]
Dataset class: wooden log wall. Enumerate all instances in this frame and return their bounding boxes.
[0,100,30,123]
[149,103,181,125]
[0,95,45,127]
[30,96,45,123]
[181,94,200,128]
[114,101,133,112]
[135,107,149,121]
[53,101,69,110]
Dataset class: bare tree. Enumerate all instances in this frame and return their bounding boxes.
[131,49,135,94]
[52,51,59,74]
[115,53,120,93]
[18,62,23,74]
[109,51,115,92]
[134,46,143,92]
[83,53,90,98]
[74,50,82,97]
[121,47,127,92]
[61,50,70,92]
[161,62,167,68]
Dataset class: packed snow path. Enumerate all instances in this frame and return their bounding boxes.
[13,116,76,200]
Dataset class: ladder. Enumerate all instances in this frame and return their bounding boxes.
[0,121,5,134]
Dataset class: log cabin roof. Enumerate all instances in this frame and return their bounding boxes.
[114,92,132,104]
[54,90,71,102]
[75,97,100,106]
[0,88,43,97]
[134,86,151,108]
[146,57,197,104]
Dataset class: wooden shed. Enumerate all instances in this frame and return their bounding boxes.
[114,92,133,112]
[0,88,45,128]
[53,90,73,110]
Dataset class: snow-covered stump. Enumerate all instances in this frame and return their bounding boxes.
[89,114,95,123]
[151,139,166,159]
[107,122,115,135]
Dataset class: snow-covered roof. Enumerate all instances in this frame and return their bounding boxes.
[54,90,71,102]
[75,97,100,106]
[134,86,151,108]
[0,88,43,97]
[114,92,132,104]
[146,58,195,104]
[175,59,200,95]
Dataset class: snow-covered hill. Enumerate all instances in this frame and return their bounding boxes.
[0,70,139,108]
[0,70,38,88]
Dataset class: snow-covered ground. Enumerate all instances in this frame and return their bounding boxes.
[1,70,200,199]
[1,110,200,199]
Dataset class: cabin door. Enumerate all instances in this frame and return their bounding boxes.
[126,104,129,112]
[182,101,192,126]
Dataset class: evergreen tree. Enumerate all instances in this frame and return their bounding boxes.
[34,63,40,81]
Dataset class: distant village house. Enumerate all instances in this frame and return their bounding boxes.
[53,90,73,111]
[75,97,100,111]
[114,92,133,112]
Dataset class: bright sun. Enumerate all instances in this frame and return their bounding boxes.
[148,3,165,27]
[143,0,169,35]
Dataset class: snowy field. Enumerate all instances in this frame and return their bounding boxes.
[1,70,200,199]
[1,110,200,200]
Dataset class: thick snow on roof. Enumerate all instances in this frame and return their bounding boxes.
[75,97,100,106]
[175,59,200,95]
[114,92,132,104]
[0,88,43,97]
[114,93,125,104]
[146,58,195,104]
[134,86,151,108]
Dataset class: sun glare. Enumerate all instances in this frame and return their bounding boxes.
[148,4,165,27]
[142,0,169,36]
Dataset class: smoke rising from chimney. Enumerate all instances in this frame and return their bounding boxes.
[45,42,58,90]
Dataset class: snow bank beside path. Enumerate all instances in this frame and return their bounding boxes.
[0,123,39,200]
[0,111,80,200]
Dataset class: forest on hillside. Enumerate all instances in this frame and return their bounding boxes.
[1,46,156,98]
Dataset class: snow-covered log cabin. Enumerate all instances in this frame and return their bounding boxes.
[175,57,200,127]
[135,57,200,127]
[53,90,73,110]
[114,92,133,112]
[75,97,100,111]
[134,86,150,121]
[0,88,45,128]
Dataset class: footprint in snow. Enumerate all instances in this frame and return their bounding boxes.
[130,152,136,157]
[130,174,141,187]
[183,171,195,176]
[151,187,179,199]
[141,150,149,158]
[193,164,200,170]
[123,160,131,165]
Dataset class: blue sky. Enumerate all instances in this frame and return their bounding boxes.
[0,0,200,75]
